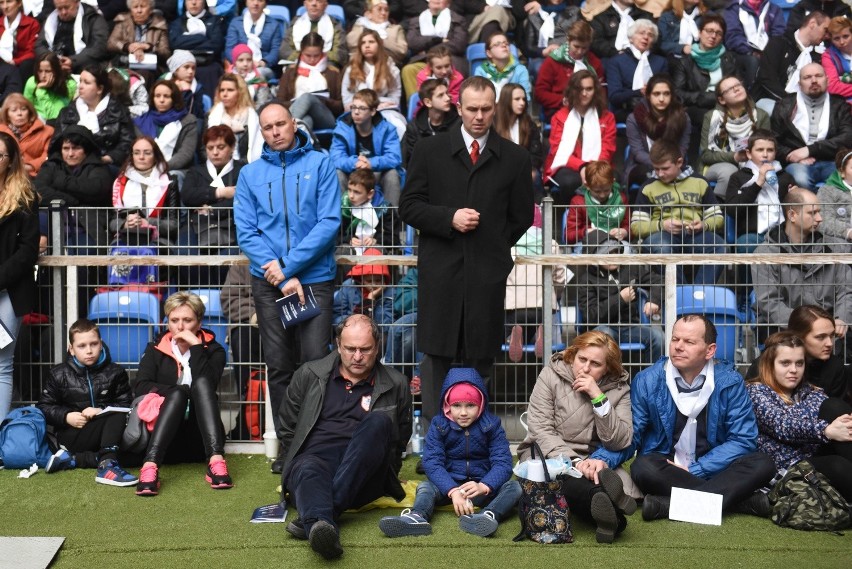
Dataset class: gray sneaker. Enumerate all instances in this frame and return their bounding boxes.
[379,509,432,537]
[459,511,498,537]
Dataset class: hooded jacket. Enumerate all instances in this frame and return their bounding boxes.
[38,345,132,429]
[330,111,402,174]
[815,169,852,241]
[234,129,341,289]
[422,369,514,496]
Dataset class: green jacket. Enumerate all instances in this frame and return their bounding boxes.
[631,173,724,238]
[24,77,77,122]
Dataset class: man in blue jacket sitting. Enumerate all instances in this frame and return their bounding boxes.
[586,314,775,521]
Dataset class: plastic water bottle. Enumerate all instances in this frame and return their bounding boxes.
[764,161,778,186]
[410,410,425,456]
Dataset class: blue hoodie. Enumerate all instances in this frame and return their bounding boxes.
[234,130,341,288]
[330,112,402,174]
[422,368,514,496]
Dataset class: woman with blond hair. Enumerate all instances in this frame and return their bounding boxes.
[0,93,53,176]
[517,331,636,544]
[0,131,39,418]
[206,73,261,163]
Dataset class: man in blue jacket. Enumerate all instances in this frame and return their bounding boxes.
[587,314,775,521]
[234,101,341,461]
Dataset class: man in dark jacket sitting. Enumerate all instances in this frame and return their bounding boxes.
[402,78,460,167]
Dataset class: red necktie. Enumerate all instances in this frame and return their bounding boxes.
[470,140,479,165]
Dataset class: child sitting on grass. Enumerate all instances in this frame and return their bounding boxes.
[378,368,520,538]
[37,319,137,486]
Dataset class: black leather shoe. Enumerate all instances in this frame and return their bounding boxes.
[286,518,307,540]
[641,495,670,521]
[731,491,771,518]
[271,456,284,474]
[309,520,343,560]
[598,468,637,515]
[591,493,619,543]
[415,459,425,474]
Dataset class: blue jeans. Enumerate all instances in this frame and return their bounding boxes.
[251,277,333,433]
[595,324,665,364]
[411,478,522,522]
[644,230,726,285]
[785,161,834,190]
[0,291,21,419]
[384,312,422,378]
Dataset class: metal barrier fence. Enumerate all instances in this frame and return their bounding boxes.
[15,196,852,441]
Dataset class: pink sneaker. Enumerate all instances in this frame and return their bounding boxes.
[206,458,234,489]
[135,464,160,496]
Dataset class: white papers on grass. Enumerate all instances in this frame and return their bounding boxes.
[669,487,723,526]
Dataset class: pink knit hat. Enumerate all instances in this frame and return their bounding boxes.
[232,44,254,62]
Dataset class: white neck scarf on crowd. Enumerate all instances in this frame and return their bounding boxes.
[792,90,829,145]
[739,0,770,51]
[538,9,556,49]
[243,10,266,61]
[419,8,451,38]
[0,12,21,63]
[292,13,334,52]
[665,359,715,469]
[630,46,652,90]
[185,9,207,35]
[613,3,634,52]
[44,4,86,53]
[742,159,783,234]
[75,93,109,134]
[552,106,601,169]
[156,120,183,161]
[679,7,700,47]
[205,158,234,189]
[355,15,389,39]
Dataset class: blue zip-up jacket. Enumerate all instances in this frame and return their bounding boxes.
[422,369,514,496]
[330,112,402,174]
[723,0,786,56]
[225,12,285,64]
[234,130,341,288]
[592,358,758,480]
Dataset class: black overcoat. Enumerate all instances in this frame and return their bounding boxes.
[399,127,534,359]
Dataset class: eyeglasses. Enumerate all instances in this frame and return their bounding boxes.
[702,28,724,37]
[489,41,509,48]
[350,105,372,113]
[340,345,376,356]
[720,83,744,97]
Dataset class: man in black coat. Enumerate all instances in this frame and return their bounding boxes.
[399,76,534,422]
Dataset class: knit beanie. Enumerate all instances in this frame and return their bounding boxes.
[446,382,483,407]
[231,43,254,63]
[168,50,196,74]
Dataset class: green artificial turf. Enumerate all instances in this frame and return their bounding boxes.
[1,455,850,569]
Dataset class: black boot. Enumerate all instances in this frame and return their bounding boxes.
[641,495,671,521]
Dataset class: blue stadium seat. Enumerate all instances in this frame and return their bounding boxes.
[296,4,345,24]
[407,93,420,122]
[265,5,290,24]
[189,288,230,359]
[88,292,160,366]
[575,304,646,353]
[676,285,741,362]
[466,42,520,74]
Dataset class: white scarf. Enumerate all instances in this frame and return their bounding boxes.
[665,360,715,469]
[44,4,86,54]
[419,8,451,38]
[355,15,389,39]
[120,166,171,216]
[486,0,512,6]
[243,11,266,62]
[171,340,194,386]
[792,90,830,145]
[573,58,588,73]
[156,120,183,162]
[613,3,634,52]
[292,13,334,52]
[679,7,700,48]
[742,159,783,234]
[510,118,519,144]
[739,0,770,51]
[552,107,601,169]
[208,103,262,162]
[630,46,652,90]
[538,9,556,49]
[294,56,329,98]
[0,12,21,64]
[75,93,109,134]
[185,9,207,35]
[22,0,42,18]
[206,158,234,189]
[785,30,824,93]
[352,204,378,255]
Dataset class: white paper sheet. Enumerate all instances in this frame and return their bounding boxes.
[669,487,723,526]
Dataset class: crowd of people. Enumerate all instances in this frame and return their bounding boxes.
[1,0,852,560]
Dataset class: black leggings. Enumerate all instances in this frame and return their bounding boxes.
[811,397,852,501]
[143,374,226,465]
[56,412,126,468]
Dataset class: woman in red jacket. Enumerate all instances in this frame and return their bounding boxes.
[0,0,39,81]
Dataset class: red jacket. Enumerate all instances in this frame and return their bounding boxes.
[533,53,606,114]
[564,190,630,244]
[544,107,616,178]
[0,15,39,66]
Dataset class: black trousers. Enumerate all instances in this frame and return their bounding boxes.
[630,451,776,510]
[811,397,852,500]
[56,412,126,468]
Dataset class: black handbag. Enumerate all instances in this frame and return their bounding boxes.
[513,442,573,544]
[121,395,150,454]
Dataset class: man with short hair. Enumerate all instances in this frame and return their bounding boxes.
[278,314,412,560]
[400,76,534,423]
[752,187,852,340]
[589,314,776,521]
[771,62,852,189]
[402,78,460,167]
[233,102,341,465]
[35,0,110,73]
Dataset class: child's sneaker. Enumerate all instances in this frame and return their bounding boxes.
[45,448,75,473]
[96,460,138,487]
[205,458,234,489]
[459,510,498,537]
[135,464,160,496]
[378,509,432,537]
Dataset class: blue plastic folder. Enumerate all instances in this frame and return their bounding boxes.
[276,286,321,329]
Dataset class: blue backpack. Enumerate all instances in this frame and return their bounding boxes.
[0,407,53,469]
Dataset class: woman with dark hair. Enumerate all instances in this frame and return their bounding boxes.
[746,305,852,403]
[544,70,616,205]
[132,291,233,496]
[134,79,197,172]
[53,64,136,166]
[699,75,769,199]
[109,135,180,247]
[493,83,542,193]
[0,93,53,176]
[24,52,75,123]
[669,14,739,132]
[277,32,344,133]
[625,75,691,188]
[0,130,39,419]
[517,331,636,544]
[747,331,852,501]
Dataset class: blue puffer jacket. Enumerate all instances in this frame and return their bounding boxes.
[234,130,341,288]
[422,369,514,496]
[225,12,285,64]
[330,112,402,174]
[592,358,759,480]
